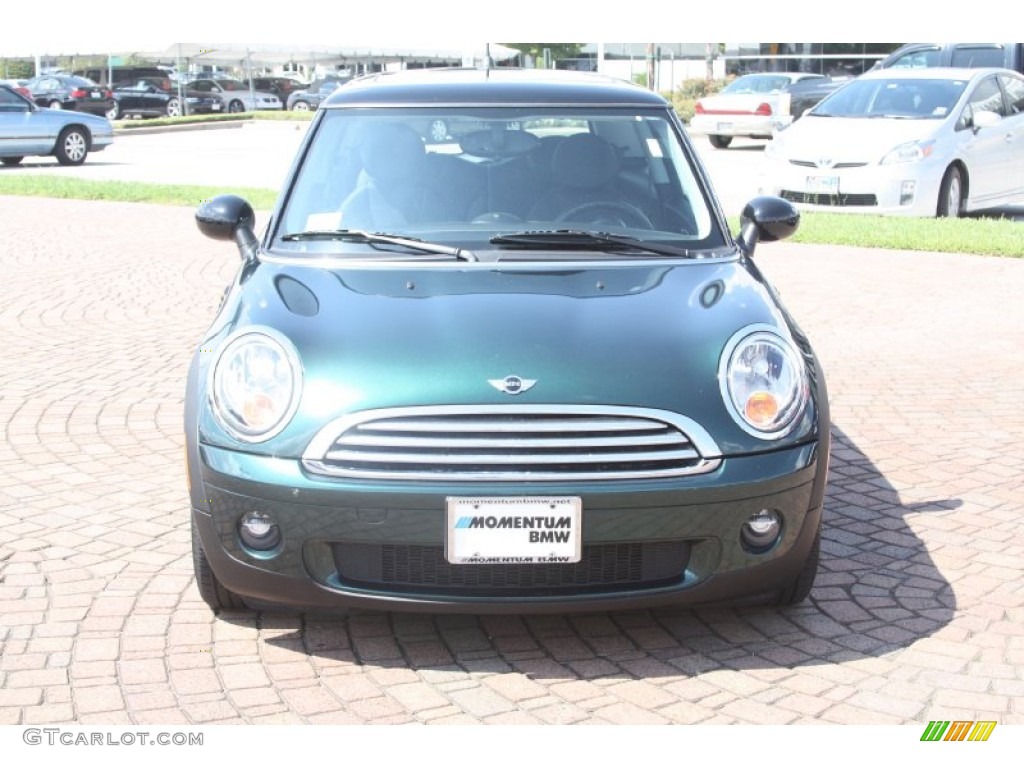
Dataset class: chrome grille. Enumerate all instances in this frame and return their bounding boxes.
[781,190,878,207]
[303,405,721,481]
[789,160,868,169]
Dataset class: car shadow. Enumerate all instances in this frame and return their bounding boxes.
[238,422,957,679]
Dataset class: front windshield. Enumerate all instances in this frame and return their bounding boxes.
[274,107,723,257]
[812,78,968,118]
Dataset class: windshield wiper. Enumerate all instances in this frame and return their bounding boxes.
[280,229,476,261]
[489,230,694,258]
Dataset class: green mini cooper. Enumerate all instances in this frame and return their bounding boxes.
[187,67,830,614]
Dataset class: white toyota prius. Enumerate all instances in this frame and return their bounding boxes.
[760,67,1024,217]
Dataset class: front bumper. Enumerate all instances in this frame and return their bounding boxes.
[760,157,946,216]
[192,440,826,613]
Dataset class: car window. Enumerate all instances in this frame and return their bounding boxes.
[968,76,1007,117]
[998,73,1024,115]
[722,75,790,94]
[950,46,1006,68]
[275,107,720,255]
[0,87,29,111]
[813,77,967,118]
[886,47,942,69]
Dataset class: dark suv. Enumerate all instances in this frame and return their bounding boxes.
[76,66,170,89]
[876,43,1024,74]
[286,76,349,111]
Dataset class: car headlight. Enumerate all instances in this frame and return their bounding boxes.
[720,327,808,439]
[209,329,301,442]
[880,139,935,165]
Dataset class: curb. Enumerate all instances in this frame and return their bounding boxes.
[114,119,249,136]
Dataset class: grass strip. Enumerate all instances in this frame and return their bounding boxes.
[0,175,1020,256]
[0,175,278,210]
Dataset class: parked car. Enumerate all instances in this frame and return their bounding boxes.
[773,77,851,131]
[875,42,1024,74]
[22,74,114,116]
[0,84,113,166]
[0,79,31,98]
[253,76,308,102]
[187,68,830,615]
[286,76,349,111]
[689,72,827,148]
[184,78,282,112]
[108,78,222,119]
[761,67,1024,217]
[76,66,171,89]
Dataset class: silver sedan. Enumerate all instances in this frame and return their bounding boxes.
[0,84,113,166]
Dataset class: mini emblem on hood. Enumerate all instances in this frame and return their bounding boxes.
[816,157,835,169]
[488,376,536,395]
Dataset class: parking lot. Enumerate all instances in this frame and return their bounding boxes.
[0,122,1023,730]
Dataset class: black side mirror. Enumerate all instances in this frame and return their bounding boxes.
[196,195,260,262]
[736,196,800,256]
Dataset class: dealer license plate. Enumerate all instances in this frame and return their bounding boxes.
[806,175,839,194]
[445,496,582,565]
[716,122,733,131]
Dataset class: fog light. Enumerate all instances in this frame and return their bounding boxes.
[741,509,781,552]
[238,512,281,551]
[900,180,916,206]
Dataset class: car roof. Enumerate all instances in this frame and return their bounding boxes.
[856,66,1017,81]
[322,67,668,109]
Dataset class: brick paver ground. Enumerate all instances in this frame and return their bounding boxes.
[1,195,1022,725]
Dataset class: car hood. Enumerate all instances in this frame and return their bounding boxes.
[773,115,941,162]
[198,258,819,457]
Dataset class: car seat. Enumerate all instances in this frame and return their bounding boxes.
[338,123,444,230]
[526,133,653,228]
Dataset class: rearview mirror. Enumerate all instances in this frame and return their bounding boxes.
[736,196,800,256]
[196,195,260,262]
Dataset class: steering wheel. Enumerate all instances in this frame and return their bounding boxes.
[556,201,654,229]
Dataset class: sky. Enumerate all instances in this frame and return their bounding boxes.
[0,1,995,58]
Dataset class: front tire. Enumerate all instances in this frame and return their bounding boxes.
[54,126,89,166]
[290,100,310,112]
[165,97,181,118]
[937,165,964,218]
[708,134,732,149]
[228,99,245,114]
[192,514,246,611]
